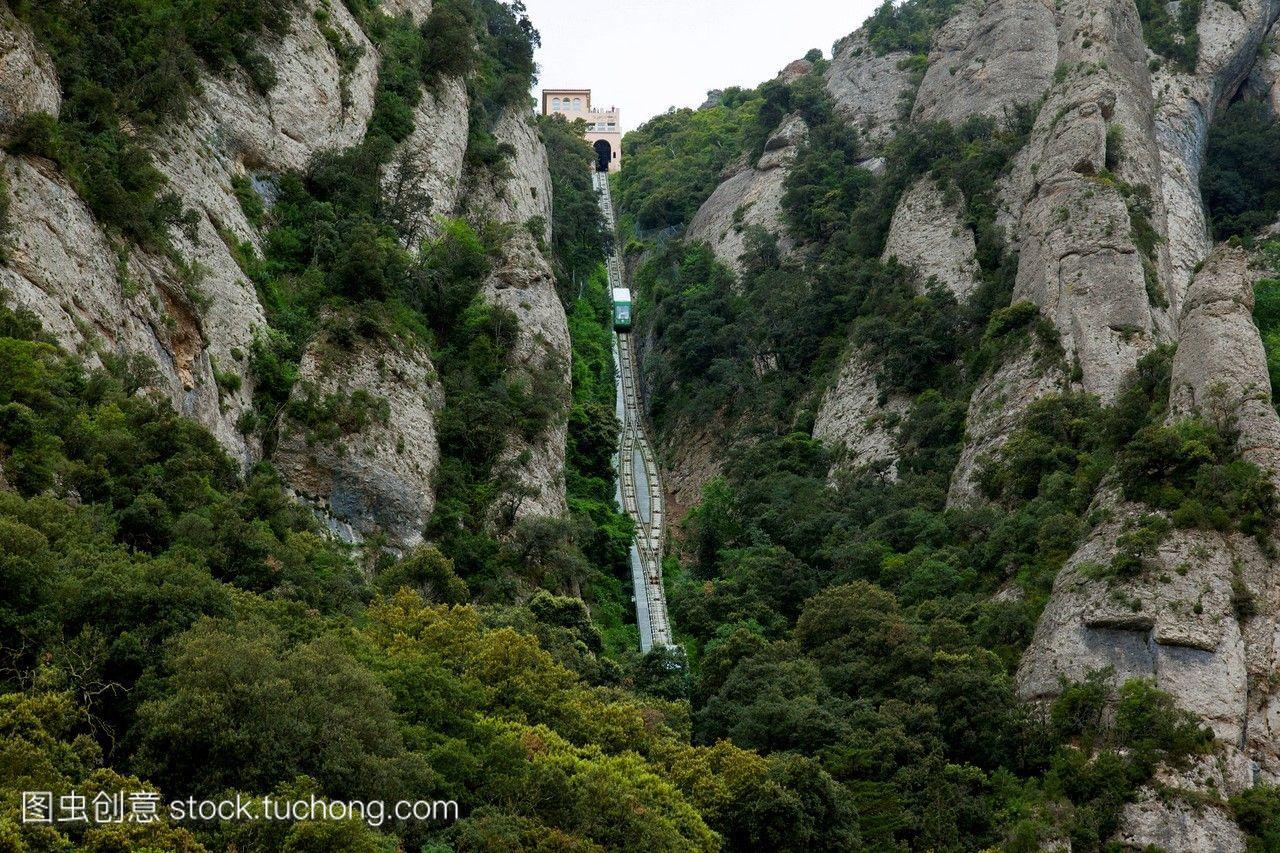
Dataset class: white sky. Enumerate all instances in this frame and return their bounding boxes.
[522,0,883,132]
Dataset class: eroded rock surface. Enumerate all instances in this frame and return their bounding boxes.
[387,76,469,240]
[0,2,59,136]
[824,33,916,148]
[686,114,808,275]
[881,176,980,300]
[1019,244,1280,810]
[464,108,569,524]
[813,354,911,478]
[912,0,1058,126]
[274,334,444,550]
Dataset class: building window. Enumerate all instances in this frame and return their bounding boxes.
[551,97,561,111]
[573,98,582,111]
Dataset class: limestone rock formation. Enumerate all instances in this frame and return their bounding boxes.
[190,0,378,175]
[0,0,380,467]
[686,114,808,275]
[379,0,434,24]
[0,2,58,137]
[1017,246,1280,837]
[881,176,980,300]
[812,354,911,478]
[947,347,1066,505]
[777,58,815,84]
[0,153,239,455]
[1153,0,1280,314]
[0,0,572,548]
[466,107,570,524]
[386,76,470,240]
[1246,30,1280,112]
[824,33,917,149]
[274,334,444,550]
[911,0,1058,126]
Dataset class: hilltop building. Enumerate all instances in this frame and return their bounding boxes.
[541,89,621,173]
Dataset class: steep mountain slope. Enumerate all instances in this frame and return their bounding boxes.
[0,0,565,549]
[617,0,1280,847]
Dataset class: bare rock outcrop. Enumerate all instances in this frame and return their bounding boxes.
[1170,245,1280,483]
[0,2,59,137]
[189,0,378,175]
[1245,26,1280,112]
[1115,763,1249,852]
[813,354,911,477]
[386,76,470,240]
[0,154,242,458]
[686,114,808,275]
[1152,0,1280,315]
[777,58,815,84]
[824,33,917,148]
[881,176,980,300]
[464,108,569,523]
[379,0,433,24]
[949,0,1170,503]
[947,347,1067,505]
[274,334,444,550]
[911,0,1059,126]
[1018,245,1280,824]
[466,108,554,238]
[0,0,379,468]
[482,231,571,523]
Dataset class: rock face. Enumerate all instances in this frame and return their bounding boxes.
[1152,0,1280,315]
[0,2,572,547]
[881,176,980,300]
[274,334,444,550]
[466,108,570,524]
[945,0,1174,503]
[1170,246,1280,484]
[810,0,1280,836]
[0,0,380,467]
[387,75,469,240]
[812,354,910,477]
[1245,29,1280,113]
[824,33,917,149]
[686,114,808,275]
[1018,246,1280,821]
[0,153,237,455]
[379,0,433,24]
[0,2,59,136]
[912,0,1059,126]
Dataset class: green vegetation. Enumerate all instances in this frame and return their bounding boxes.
[1135,0,1201,71]
[633,77,1037,444]
[566,268,637,653]
[1202,99,1280,240]
[1254,269,1280,402]
[863,0,964,54]
[7,0,294,247]
[616,58,1267,848]
[538,114,611,296]
[618,88,763,232]
[1232,784,1280,851]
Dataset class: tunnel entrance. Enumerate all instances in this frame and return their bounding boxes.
[594,139,612,172]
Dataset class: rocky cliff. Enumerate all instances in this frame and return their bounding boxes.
[818,0,1279,844]
[0,0,569,551]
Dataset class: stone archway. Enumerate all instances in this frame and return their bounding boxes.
[594,139,612,173]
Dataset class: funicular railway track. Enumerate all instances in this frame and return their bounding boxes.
[594,172,672,651]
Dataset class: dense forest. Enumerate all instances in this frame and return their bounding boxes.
[3,0,1280,849]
